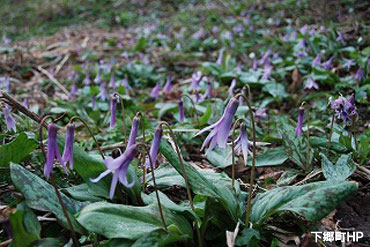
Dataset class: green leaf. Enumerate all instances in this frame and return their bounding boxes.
[17,202,41,239]
[247,146,288,167]
[0,133,37,166]
[263,83,288,98]
[235,228,260,247]
[160,141,241,221]
[10,163,86,233]
[145,165,185,189]
[251,181,358,225]
[310,137,348,153]
[206,146,232,168]
[77,202,193,240]
[8,206,40,247]
[199,104,212,126]
[320,153,356,180]
[30,238,65,247]
[62,184,102,202]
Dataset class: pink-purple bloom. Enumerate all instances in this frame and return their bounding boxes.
[90,115,139,199]
[151,82,161,99]
[163,75,172,93]
[98,82,108,101]
[204,81,212,99]
[305,77,319,90]
[189,72,202,91]
[122,75,133,91]
[295,106,305,137]
[62,123,75,169]
[216,49,224,66]
[44,123,67,179]
[196,97,239,152]
[178,99,185,122]
[354,68,364,82]
[2,104,16,132]
[229,79,237,96]
[330,94,357,124]
[312,54,321,67]
[255,108,267,120]
[83,72,91,86]
[233,124,251,165]
[109,74,116,91]
[145,125,163,167]
[342,58,355,70]
[323,56,334,70]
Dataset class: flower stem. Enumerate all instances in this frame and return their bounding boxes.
[135,112,148,191]
[231,118,245,187]
[135,142,167,230]
[234,93,256,226]
[160,121,195,211]
[69,116,105,160]
[39,117,79,247]
[113,93,128,147]
[182,94,201,129]
[327,113,335,154]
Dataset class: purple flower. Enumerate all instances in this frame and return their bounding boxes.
[62,124,74,169]
[91,95,96,110]
[193,90,203,104]
[216,49,224,66]
[110,96,118,129]
[309,28,316,36]
[22,96,29,109]
[97,82,108,101]
[234,124,251,165]
[237,62,242,74]
[122,75,133,91]
[229,79,237,96]
[44,123,67,179]
[189,71,202,91]
[342,58,355,70]
[83,72,91,86]
[151,82,161,99]
[145,125,163,167]
[258,50,271,66]
[2,104,16,132]
[312,54,321,67]
[297,39,306,49]
[353,68,364,82]
[90,115,139,199]
[163,75,172,93]
[305,77,319,90]
[196,97,239,152]
[178,99,185,122]
[109,74,116,91]
[94,69,101,84]
[299,25,308,35]
[252,58,258,70]
[295,106,305,137]
[0,75,10,92]
[330,94,357,124]
[204,81,212,99]
[262,64,273,79]
[336,31,345,43]
[323,56,334,70]
[70,81,78,100]
[255,108,267,120]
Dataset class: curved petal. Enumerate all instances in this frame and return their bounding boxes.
[90,170,111,183]
[109,172,119,199]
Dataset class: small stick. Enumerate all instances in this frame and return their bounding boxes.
[37,66,69,96]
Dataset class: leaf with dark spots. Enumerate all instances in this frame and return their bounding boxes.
[251,180,358,225]
[10,163,86,233]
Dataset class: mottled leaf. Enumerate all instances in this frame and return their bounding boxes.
[320,153,356,180]
[0,133,37,166]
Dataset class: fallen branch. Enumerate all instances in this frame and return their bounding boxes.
[37,66,69,96]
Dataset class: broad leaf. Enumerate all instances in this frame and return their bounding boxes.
[77,202,193,240]
[10,163,86,233]
[62,184,102,202]
[0,133,37,166]
[206,146,232,168]
[199,104,212,126]
[251,180,358,225]
[320,153,356,180]
[247,146,288,167]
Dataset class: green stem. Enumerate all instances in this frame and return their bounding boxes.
[113,93,128,147]
[231,118,245,187]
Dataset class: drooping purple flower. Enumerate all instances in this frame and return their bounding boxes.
[178,99,185,122]
[305,77,319,90]
[44,123,67,179]
[109,74,116,91]
[312,54,321,67]
[62,123,74,169]
[2,104,16,132]
[309,28,316,36]
[122,75,133,91]
[151,82,161,99]
[323,56,334,70]
[83,72,91,86]
[70,81,78,100]
[196,97,239,152]
[297,39,306,49]
[145,125,163,167]
[342,58,355,70]
[90,115,139,198]
[255,108,267,120]
[234,124,251,165]
[336,31,345,43]
[330,94,357,124]
[91,95,96,110]
[97,82,108,101]
[262,64,273,79]
[296,50,308,59]
[252,58,258,70]
[216,49,224,66]
[22,96,29,109]
[94,68,101,84]
[295,106,305,137]
[163,75,172,93]
[299,25,308,35]
[229,79,237,96]
[193,90,203,104]
[110,96,118,129]
[236,62,242,74]
[189,71,202,91]
[0,75,10,92]
[258,50,271,66]
[204,81,212,99]
[353,67,364,82]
